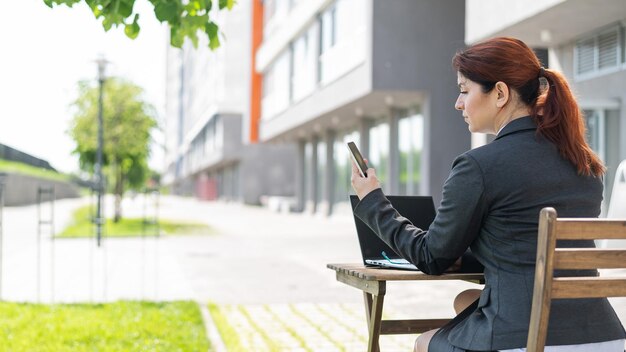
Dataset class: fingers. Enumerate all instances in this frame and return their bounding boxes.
[351,159,359,174]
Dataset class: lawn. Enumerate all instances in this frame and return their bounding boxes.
[0,158,71,182]
[0,301,210,352]
[57,206,214,238]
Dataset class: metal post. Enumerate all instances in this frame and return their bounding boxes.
[95,56,108,248]
[37,186,55,303]
[0,173,5,301]
[50,187,55,303]
[37,189,41,302]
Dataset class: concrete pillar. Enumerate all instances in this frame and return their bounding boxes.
[422,89,471,207]
[306,136,318,214]
[295,139,306,212]
[324,130,335,216]
[388,108,400,194]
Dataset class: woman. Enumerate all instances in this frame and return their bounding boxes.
[351,37,626,351]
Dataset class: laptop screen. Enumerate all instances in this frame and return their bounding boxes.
[349,195,436,265]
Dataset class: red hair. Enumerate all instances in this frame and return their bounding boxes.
[452,37,605,177]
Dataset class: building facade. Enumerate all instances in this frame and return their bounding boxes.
[163,0,296,205]
[163,0,625,216]
[255,0,470,215]
[466,0,626,211]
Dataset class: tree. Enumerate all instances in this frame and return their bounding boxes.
[69,78,156,221]
[43,0,235,49]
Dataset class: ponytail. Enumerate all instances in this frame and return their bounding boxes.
[531,69,605,177]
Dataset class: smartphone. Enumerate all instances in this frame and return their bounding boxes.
[347,141,368,177]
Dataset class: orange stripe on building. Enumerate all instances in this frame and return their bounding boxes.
[249,0,264,143]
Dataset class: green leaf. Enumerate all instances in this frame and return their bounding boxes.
[117,0,135,18]
[124,14,140,39]
[205,22,219,50]
[218,0,234,10]
[205,20,218,38]
[102,16,115,31]
[44,0,225,49]
[154,1,180,23]
[170,27,184,48]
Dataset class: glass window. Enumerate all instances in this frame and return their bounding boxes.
[333,131,359,204]
[262,50,291,120]
[204,118,215,154]
[583,109,606,162]
[292,23,318,102]
[369,122,389,188]
[264,0,290,34]
[318,0,366,84]
[214,115,223,151]
[398,112,424,195]
[320,5,336,56]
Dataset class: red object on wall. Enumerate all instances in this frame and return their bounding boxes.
[197,174,217,201]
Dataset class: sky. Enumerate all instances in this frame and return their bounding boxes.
[0,0,167,174]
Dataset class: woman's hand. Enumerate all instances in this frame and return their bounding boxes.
[351,158,381,200]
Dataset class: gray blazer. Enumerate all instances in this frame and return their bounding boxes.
[354,117,626,350]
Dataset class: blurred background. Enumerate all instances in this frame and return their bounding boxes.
[0,0,624,351]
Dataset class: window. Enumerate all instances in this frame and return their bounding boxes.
[369,122,389,187]
[214,115,223,151]
[575,25,623,78]
[291,23,319,102]
[264,0,290,36]
[333,131,359,205]
[398,112,424,195]
[318,0,366,84]
[582,108,622,214]
[261,50,291,119]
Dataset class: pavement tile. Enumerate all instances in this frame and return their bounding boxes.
[209,302,419,351]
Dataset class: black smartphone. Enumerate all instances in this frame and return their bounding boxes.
[347,141,368,177]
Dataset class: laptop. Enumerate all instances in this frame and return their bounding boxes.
[349,195,436,270]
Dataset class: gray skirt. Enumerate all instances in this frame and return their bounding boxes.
[428,298,495,352]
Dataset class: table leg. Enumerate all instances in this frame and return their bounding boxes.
[363,291,385,352]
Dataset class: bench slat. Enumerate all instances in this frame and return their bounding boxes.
[380,319,451,334]
[552,277,626,298]
[554,249,626,269]
[556,221,626,240]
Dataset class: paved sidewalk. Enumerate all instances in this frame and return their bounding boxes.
[1,195,624,351]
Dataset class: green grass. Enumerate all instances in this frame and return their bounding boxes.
[208,303,243,351]
[57,206,214,238]
[0,158,71,182]
[0,300,210,352]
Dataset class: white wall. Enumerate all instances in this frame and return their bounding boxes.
[465,0,564,43]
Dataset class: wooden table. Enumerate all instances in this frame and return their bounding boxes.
[328,263,484,352]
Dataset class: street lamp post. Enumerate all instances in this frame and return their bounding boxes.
[0,172,5,300]
[95,56,109,247]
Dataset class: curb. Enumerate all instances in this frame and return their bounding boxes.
[198,301,227,352]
